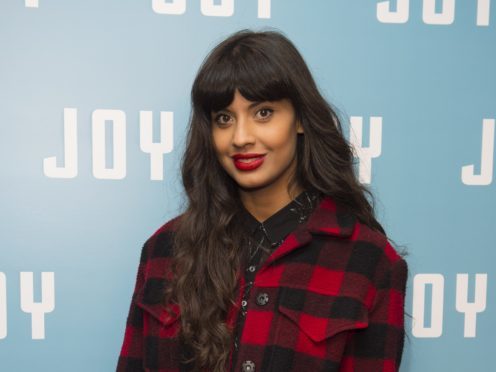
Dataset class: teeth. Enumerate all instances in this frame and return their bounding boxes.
[238,157,262,163]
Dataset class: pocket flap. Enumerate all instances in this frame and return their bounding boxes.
[277,289,368,342]
[135,277,180,327]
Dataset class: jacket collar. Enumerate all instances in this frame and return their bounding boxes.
[259,195,356,270]
[306,195,356,237]
[239,192,355,237]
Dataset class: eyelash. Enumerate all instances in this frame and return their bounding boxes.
[214,108,274,126]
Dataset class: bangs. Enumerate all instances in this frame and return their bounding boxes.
[193,44,295,118]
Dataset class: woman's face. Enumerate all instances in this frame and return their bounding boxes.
[211,89,303,194]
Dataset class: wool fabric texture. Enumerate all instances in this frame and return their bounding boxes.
[117,194,408,371]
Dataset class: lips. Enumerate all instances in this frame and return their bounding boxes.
[232,153,266,160]
[232,153,266,171]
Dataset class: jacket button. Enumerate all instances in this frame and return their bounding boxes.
[256,292,269,306]
[242,360,255,372]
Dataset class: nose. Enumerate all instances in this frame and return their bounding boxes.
[232,116,255,149]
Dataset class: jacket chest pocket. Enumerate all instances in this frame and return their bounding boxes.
[273,287,369,359]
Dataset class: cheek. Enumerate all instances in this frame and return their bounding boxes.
[212,132,233,170]
[211,131,226,154]
[267,129,298,154]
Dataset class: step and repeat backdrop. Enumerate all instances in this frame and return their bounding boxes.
[1,1,494,371]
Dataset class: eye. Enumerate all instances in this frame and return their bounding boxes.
[213,113,232,126]
[256,108,274,121]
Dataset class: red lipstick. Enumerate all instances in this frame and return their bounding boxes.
[232,153,266,171]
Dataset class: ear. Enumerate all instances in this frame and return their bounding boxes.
[296,120,304,134]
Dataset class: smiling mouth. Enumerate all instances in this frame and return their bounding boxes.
[232,155,266,170]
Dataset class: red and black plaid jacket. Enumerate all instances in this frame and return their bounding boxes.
[117,196,408,371]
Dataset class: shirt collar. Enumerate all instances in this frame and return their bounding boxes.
[239,190,320,242]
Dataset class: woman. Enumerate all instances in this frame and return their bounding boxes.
[117,29,408,372]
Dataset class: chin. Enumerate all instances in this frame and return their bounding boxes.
[234,177,275,192]
[238,184,266,192]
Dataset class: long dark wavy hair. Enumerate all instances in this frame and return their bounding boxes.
[163,28,405,371]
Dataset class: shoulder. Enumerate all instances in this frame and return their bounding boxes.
[348,219,408,294]
[151,213,183,237]
[308,195,407,280]
[312,196,405,267]
[131,215,184,321]
[352,220,404,265]
[139,214,183,265]
[312,214,409,311]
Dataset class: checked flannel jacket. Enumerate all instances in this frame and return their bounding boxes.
[117,195,408,371]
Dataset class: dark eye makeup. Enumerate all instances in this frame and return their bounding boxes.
[212,107,274,126]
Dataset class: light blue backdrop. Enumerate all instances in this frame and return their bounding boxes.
[1,1,494,371]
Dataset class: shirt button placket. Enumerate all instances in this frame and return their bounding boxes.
[232,257,260,371]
